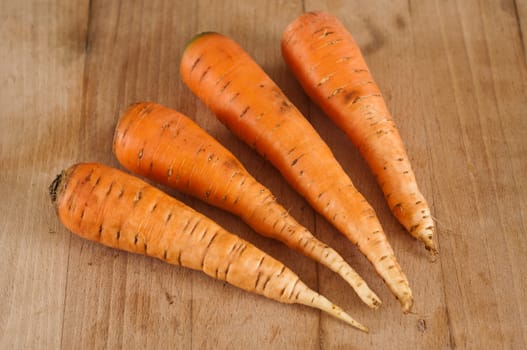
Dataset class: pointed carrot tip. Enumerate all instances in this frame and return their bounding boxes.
[370,297,382,310]
[401,297,414,314]
[424,241,439,260]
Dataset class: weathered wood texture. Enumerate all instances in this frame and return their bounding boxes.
[1,0,525,348]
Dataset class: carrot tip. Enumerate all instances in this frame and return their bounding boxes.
[423,238,439,258]
[300,291,368,331]
[400,296,414,314]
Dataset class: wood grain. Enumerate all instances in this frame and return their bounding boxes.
[1,0,526,348]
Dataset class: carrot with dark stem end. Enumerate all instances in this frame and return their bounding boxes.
[180,32,413,312]
[49,162,368,331]
[113,102,381,309]
[281,11,437,255]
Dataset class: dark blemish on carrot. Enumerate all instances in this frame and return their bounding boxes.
[163,250,168,260]
[106,182,114,196]
[255,271,262,289]
[116,230,121,240]
[206,232,218,249]
[279,100,291,112]
[165,212,172,223]
[177,251,182,265]
[80,207,86,220]
[397,157,404,161]
[237,244,247,257]
[289,279,300,299]
[259,83,265,88]
[189,220,200,236]
[144,242,148,252]
[343,90,357,104]
[380,255,388,261]
[198,228,208,242]
[220,81,231,92]
[138,104,153,117]
[239,106,250,118]
[291,155,304,166]
[190,56,201,72]
[134,190,143,204]
[229,92,240,102]
[98,225,103,237]
[84,169,94,182]
[199,66,211,82]
[277,266,285,277]
[224,263,231,278]
[134,234,139,245]
[328,87,343,99]
[256,256,265,269]
[261,275,271,291]
[279,287,287,297]
[151,203,157,212]
[205,189,211,198]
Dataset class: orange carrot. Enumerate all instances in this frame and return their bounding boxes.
[180,32,413,311]
[112,102,381,309]
[49,162,367,331]
[281,11,437,255]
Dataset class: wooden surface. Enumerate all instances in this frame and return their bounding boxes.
[1,0,526,348]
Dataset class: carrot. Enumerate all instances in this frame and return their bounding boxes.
[49,162,367,331]
[281,11,437,255]
[180,32,413,312]
[112,102,381,309]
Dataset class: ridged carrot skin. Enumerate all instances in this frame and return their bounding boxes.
[180,32,413,311]
[49,162,368,331]
[281,11,437,255]
[112,102,381,309]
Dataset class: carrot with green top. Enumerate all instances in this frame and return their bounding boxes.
[112,102,380,309]
[49,162,368,331]
[180,32,413,312]
[281,11,437,255]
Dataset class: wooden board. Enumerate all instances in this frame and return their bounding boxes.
[1,0,526,348]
